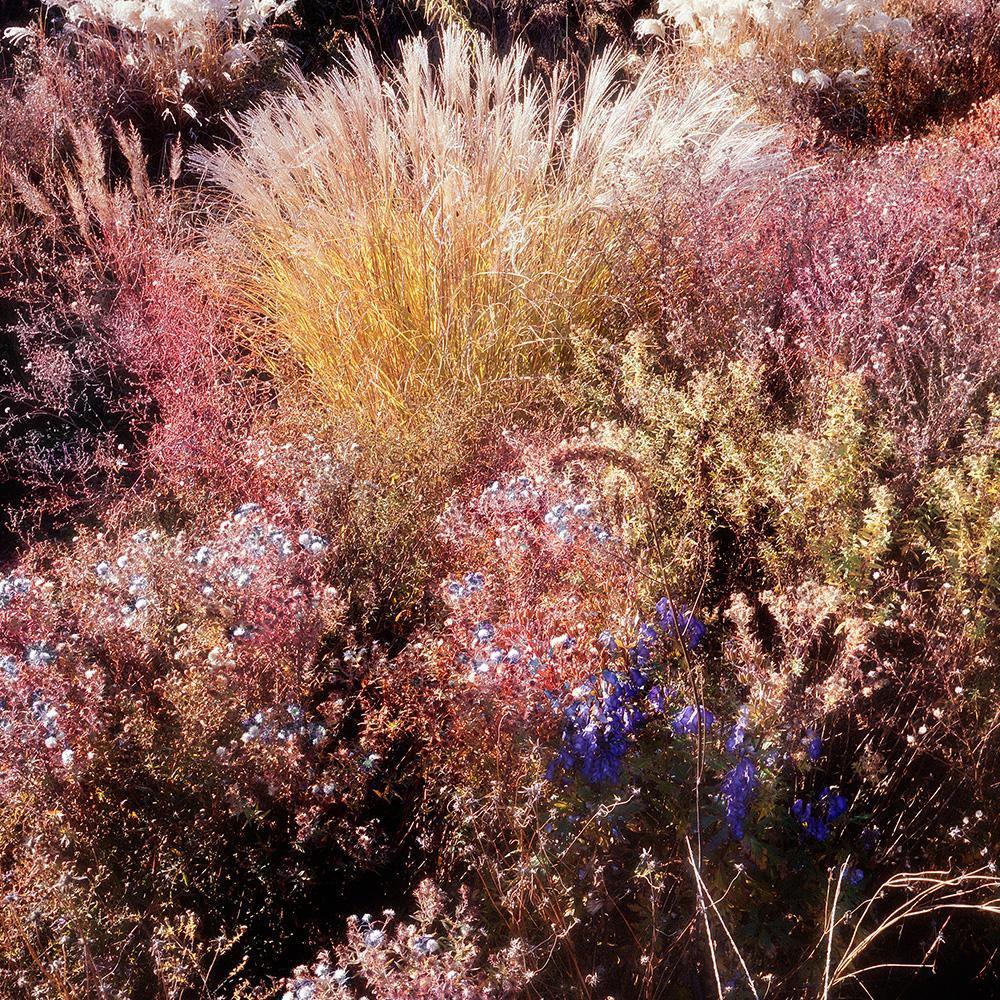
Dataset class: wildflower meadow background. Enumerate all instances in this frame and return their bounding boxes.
[2,0,1000,997]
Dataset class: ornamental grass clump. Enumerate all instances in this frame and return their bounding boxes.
[200,27,780,432]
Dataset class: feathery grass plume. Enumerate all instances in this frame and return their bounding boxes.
[415,0,472,31]
[200,27,782,431]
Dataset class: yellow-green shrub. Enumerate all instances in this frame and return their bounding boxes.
[920,400,1000,615]
[761,375,896,587]
[582,345,896,596]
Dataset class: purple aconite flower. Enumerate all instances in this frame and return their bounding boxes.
[721,756,757,840]
[792,798,828,841]
[597,629,618,655]
[726,705,750,754]
[821,788,848,822]
[672,705,715,736]
[647,685,665,713]
[656,598,706,649]
[550,669,652,784]
[860,825,881,852]
[793,787,849,841]
[634,622,657,668]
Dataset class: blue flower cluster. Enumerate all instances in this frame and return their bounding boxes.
[634,601,705,669]
[549,667,657,784]
[239,703,328,748]
[0,650,75,762]
[792,787,849,842]
[672,704,715,735]
[411,933,440,955]
[0,574,30,610]
[549,599,708,784]
[25,643,56,668]
[454,620,543,683]
[87,507,328,632]
[485,475,538,502]
[444,570,485,602]
[283,981,317,1000]
[721,757,757,840]
[543,499,610,545]
[31,692,65,749]
[358,912,389,949]
[480,477,612,545]
[655,598,706,649]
